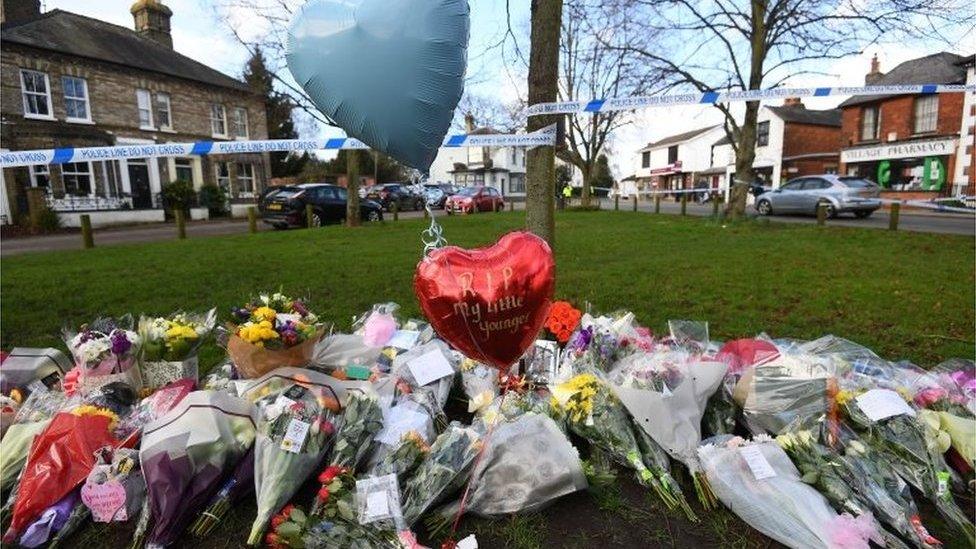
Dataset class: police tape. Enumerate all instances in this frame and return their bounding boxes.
[876,197,975,214]
[0,126,557,168]
[526,84,976,116]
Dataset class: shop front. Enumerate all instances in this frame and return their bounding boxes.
[841,138,957,193]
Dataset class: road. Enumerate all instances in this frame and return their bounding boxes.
[1,202,971,257]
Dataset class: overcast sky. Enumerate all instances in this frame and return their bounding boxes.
[43,1,972,177]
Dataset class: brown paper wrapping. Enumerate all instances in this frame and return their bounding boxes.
[228,328,325,379]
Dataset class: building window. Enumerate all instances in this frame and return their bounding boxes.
[174,157,194,182]
[215,162,231,193]
[860,106,879,141]
[756,121,769,147]
[641,151,650,168]
[20,69,52,119]
[62,76,90,122]
[667,145,678,165]
[62,162,93,196]
[136,89,154,129]
[236,162,255,196]
[101,160,123,197]
[510,175,525,193]
[29,165,51,192]
[211,104,227,137]
[511,149,517,165]
[156,93,172,131]
[231,107,249,139]
[913,95,938,134]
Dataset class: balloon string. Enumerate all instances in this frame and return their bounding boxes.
[422,203,448,255]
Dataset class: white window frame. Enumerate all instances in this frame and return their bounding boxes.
[20,69,54,120]
[173,157,194,183]
[215,161,231,193]
[101,160,123,198]
[210,104,227,138]
[861,106,879,141]
[61,161,95,197]
[236,162,255,196]
[913,95,938,134]
[232,107,249,139]
[29,164,52,193]
[137,89,154,130]
[156,92,173,131]
[62,76,91,123]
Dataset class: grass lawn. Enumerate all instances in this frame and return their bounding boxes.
[1,210,973,548]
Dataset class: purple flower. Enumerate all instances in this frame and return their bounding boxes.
[569,326,593,352]
[110,330,132,356]
[231,307,251,323]
[291,300,309,317]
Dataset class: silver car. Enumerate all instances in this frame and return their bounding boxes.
[755,175,882,218]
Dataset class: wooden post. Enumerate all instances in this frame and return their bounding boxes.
[247,206,257,233]
[424,206,429,220]
[306,203,315,228]
[680,193,687,216]
[26,187,45,231]
[614,195,619,211]
[175,209,186,239]
[654,194,661,214]
[817,203,827,226]
[392,201,398,222]
[632,195,637,212]
[509,201,514,212]
[889,202,900,231]
[80,214,94,249]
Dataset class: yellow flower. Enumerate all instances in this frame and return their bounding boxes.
[165,324,198,340]
[252,306,277,322]
[834,389,856,407]
[71,405,119,431]
[238,320,279,344]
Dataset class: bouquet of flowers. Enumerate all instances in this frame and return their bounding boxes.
[550,373,695,518]
[391,341,459,415]
[115,379,195,437]
[606,350,728,509]
[136,390,256,548]
[3,383,136,542]
[17,489,81,548]
[301,468,399,549]
[243,369,343,544]
[699,436,880,549]
[369,431,430,485]
[228,292,324,379]
[80,447,144,523]
[188,449,255,537]
[400,422,482,526]
[427,413,587,535]
[139,309,216,389]
[838,388,975,543]
[776,430,925,549]
[365,399,436,471]
[560,312,648,374]
[65,316,142,391]
[352,302,400,348]
[545,301,582,344]
[459,358,500,414]
[0,389,68,491]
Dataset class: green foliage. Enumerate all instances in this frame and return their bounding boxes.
[592,154,615,189]
[160,180,196,216]
[198,183,227,217]
[37,205,61,232]
[555,163,573,188]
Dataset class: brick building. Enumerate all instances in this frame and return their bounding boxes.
[0,0,270,226]
[838,52,968,195]
[952,55,975,196]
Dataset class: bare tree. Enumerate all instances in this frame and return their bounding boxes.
[526,0,564,245]
[558,0,662,207]
[605,0,973,217]
[452,93,526,133]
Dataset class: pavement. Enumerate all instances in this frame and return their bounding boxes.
[1,201,972,257]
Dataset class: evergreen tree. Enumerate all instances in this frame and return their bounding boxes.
[242,47,306,178]
[591,154,615,191]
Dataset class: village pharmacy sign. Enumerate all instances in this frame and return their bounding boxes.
[841,138,957,163]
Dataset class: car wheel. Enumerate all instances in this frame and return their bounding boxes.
[854,210,873,219]
[817,201,836,218]
[366,210,381,222]
[495,202,503,212]
[756,199,772,216]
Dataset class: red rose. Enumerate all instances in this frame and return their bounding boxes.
[318,465,342,483]
[271,514,287,529]
[317,487,330,501]
[265,533,279,546]
[281,504,294,516]
[320,420,335,436]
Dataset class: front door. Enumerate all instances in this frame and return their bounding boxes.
[128,162,151,209]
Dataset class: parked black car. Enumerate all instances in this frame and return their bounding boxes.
[260,183,383,229]
[423,183,458,208]
[365,183,425,212]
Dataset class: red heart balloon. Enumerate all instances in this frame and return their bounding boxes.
[414,231,555,370]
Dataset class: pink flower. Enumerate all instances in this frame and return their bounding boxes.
[914,387,948,408]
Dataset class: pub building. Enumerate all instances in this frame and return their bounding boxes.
[838,52,970,196]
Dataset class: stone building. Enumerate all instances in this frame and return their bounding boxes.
[0,0,270,226]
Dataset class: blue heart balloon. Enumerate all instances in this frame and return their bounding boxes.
[286,0,469,172]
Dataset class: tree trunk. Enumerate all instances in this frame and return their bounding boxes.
[525,0,563,245]
[580,167,592,209]
[346,150,361,227]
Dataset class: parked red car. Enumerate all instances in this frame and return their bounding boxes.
[444,186,505,214]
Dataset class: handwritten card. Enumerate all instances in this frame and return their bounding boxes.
[366,490,390,518]
[739,445,777,480]
[81,480,128,522]
[387,330,420,350]
[356,474,400,524]
[407,349,454,386]
[856,389,916,422]
[280,418,310,453]
[376,406,430,445]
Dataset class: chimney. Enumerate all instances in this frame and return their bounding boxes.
[1,0,41,24]
[464,112,475,133]
[783,97,805,108]
[130,0,173,49]
[865,54,883,85]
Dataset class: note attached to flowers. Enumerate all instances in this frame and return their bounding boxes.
[281,418,311,453]
[856,389,916,422]
[388,330,420,350]
[739,445,777,480]
[407,349,454,386]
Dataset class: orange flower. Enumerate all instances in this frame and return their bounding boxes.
[546,301,581,343]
